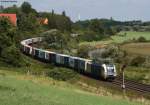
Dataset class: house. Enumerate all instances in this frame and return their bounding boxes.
[0,13,17,25]
[38,18,48,25]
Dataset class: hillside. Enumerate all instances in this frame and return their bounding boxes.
[0,69,145,105]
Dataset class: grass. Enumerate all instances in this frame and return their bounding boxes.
[0,55,149,105]
[121,43,150,56]
[120,42,150,84]
[80,31,150,46]
[111,31,150,43]
[0,69,146,105]
[124,66,150,85]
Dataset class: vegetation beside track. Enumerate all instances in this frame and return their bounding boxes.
[0,68,148,105]
[119,42,150,85]
[0,55,149,105]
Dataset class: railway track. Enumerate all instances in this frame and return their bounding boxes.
[112,76,150,95]
[28,41,150,96]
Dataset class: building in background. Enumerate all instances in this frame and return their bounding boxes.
[0,13,17,25]
[38,18,48,25]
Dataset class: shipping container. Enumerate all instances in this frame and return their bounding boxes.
[49,52,56,64]
[45,51,50,60]
[69,57,75,68]
[91,64,101,77]
[32,48,36,56]
[74,58,79,71]
[25,46,30,54]
[64,56,69,67]
[29,47,32,55]
[35,49,39,58]
[56,54,61,64]
[38,49,45,59]
[78,58,86,73]
[23,46,26,52]
[85,61,92,73]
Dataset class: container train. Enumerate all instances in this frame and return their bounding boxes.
[21,37,117,80]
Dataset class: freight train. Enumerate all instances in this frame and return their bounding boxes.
[21,37,117,80]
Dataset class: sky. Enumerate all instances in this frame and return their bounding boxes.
[16,0,150,22]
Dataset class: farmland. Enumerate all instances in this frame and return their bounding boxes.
[111,31,150,43]
[120,42,150,84]
[121,43,150,56]
[80,31,150,46]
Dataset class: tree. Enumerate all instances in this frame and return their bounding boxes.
[21,2,32,14]
[48,14,57,29]
[17,12,40,32]
[43,30,69,50]
[62,11,66,17]
[89,19,104,34]
[77,45,91,58]
[0,17,25,67]
[0,17,15,54]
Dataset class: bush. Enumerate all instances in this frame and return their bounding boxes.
[137,36,147,42]
[77,45,92,58]
[1,45,25,67]
[79,31,103,42]
[46,68,78,81]
[130,56,146,67]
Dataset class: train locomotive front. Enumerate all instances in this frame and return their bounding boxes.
[101,64,117,80]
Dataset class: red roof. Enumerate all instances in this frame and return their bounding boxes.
[0,14,17,25]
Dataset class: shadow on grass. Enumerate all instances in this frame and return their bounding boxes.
[0,85,16,91]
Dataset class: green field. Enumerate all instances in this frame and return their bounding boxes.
[80,31,150,46]
[0,69,145,105]
[111,31,150,43]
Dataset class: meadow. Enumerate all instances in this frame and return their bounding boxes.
[0,69,146,105]
[80,31,150,46]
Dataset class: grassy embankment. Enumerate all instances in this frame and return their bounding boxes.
[0,56,149,105]
[0,69,147,105]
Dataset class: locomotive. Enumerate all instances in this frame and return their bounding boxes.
[21,37,117,80]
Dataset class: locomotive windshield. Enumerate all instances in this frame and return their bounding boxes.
[106,64,115,76]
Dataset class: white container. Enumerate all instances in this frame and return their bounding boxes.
[69,57,75,68]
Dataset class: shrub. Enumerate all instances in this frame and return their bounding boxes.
[79,31,103,42]
[77,45,92,58]
[1,45,25,67]
[46,68,78,81]
[130,56,146,67]
[137,36,147,42]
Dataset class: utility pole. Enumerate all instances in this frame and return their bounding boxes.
[121,64,126,89]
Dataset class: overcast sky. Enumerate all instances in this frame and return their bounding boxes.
[16,0,150,22]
